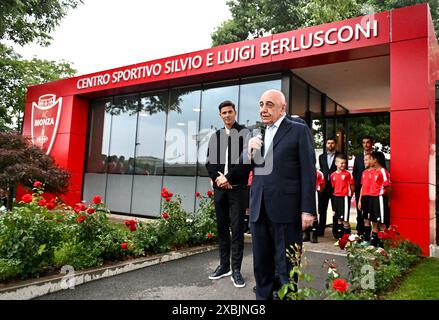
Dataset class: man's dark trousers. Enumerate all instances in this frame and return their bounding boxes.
[214,186,247,272]
[251,198,301,300]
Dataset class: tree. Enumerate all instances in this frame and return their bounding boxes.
[0,0,82,131]
[212,0,439,46]
[0,44,76,132]
[0,132,70,210]
[1,0,82,46]
[347,115,390,156]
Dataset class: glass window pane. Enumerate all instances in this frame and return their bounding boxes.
[135,91,167,175]
[326,118,335,140]
[198,83,239,177]
[105,94,138,213]
[309,87,321,115]
[239,79,282,128]
[326,98,336,116]
[131,175,163,216]
[312,119,324,149]
[291,76,307,117]
[164,88,201,176]
[163,176,196,213]
[85,99,112,173]
[130,91,168,216]
[336,118,348,155]
[83,98,112,203]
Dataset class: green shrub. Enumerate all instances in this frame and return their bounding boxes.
[57,203,126,267]
[0,258,22,281]
[54,241,103,270]
[0,203,63,278]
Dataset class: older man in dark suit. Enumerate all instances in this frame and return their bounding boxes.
[246,89,316,300]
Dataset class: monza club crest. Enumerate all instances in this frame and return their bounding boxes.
[31,94,62,155]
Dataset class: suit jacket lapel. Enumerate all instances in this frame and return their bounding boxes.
[270,117,293,151]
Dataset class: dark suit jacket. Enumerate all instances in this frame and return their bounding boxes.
[352,153,366,190]
[206,121,251,189]
[285,114,307,125]
[248,117,316,224]
[318,151,341,193]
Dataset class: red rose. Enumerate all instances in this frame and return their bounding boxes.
[332,278,349,293]
[165,197,171,202]
[21,194,33,203]
[46,202,56,210]
[207,232,213,239]
[206,190,213,197]
[124,220,137,231]
[33,181,42,188]
[378,231,390,240]
[77,215,86,223]
[86,208,95,214]
[93,195,102,204]
[121,242,127,250]
[37,199,47,207]
[74,203,87,213]
[338,234,350,250]
[162,212,169,219]
[195,191,200,198]
[161,187,170,198]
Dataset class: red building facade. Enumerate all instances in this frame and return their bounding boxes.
[23,4,439,254]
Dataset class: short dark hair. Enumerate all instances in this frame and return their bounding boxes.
[326,137,336,143]
[218,100,236,111]
[371,151,387,169]
[362,135,374,143]
[336,154,347,161]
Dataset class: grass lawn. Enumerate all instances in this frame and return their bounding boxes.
[385,258,439,300]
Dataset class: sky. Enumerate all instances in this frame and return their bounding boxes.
[13,0,231,76]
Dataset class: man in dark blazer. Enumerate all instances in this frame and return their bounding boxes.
[316,138,341,239]
[352,135,374,238]
[206,100,251,288]
[246,89,316,300]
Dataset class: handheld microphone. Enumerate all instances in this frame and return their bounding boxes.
[251,126,265,159]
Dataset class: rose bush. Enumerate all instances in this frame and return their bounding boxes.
[325,225,422,299]
[0,185,217,282]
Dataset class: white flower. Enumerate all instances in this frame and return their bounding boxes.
[348,234,359,242]
[376,247,386,255]
[0,205,6,212]
[328,268,339,278]
[186,219,193,223]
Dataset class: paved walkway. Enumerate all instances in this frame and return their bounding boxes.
[37,229,348,300]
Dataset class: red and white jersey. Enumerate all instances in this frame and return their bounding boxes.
[370,167,391,196]
[331,170,354,197]
[316,170,325,192]
[361,168,375,196]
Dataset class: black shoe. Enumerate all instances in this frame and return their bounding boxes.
[231,271,246,288]
[311,228,318,243]
[370,233,379,247]
[302,228,311,242]
[208,265,231,280]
